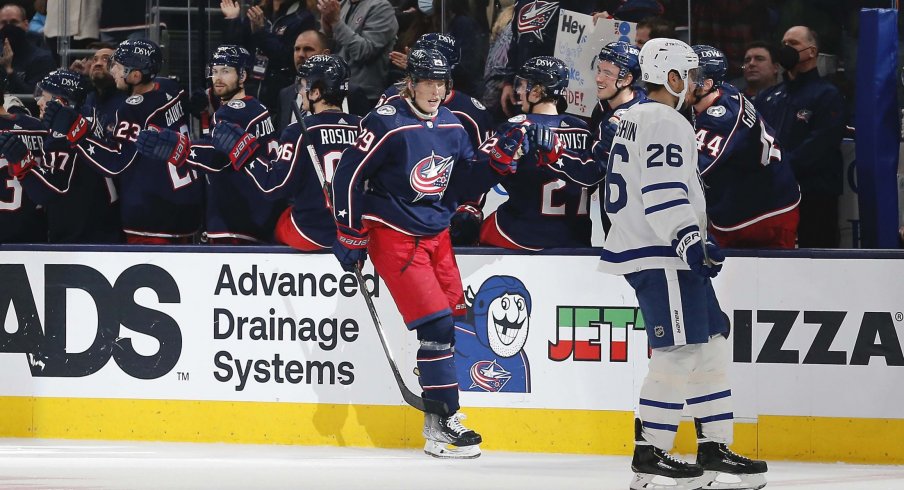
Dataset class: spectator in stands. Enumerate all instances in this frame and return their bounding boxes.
[737,41,781,101]
[756,25,845,248]
[0,4,56,95]
[275,29,329,132]
[220,0,317,110]
[29,0,46,35]
[481,0,514,123]
[634,16,675,48]
[70,42,127,135]
[317,0,398,115]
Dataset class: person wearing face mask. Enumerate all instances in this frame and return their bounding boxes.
[755,25,845,248]
[0,4,56,96]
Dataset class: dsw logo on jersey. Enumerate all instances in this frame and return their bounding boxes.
[517,0,558,41]
[0,264,182,379]
[410,151,454,201]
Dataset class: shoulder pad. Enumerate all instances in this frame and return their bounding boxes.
[560,114,589,129]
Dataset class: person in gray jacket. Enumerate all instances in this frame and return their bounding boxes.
[317,0,398,115]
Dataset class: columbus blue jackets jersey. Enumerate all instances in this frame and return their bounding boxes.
[186,96,282,242]
[485,113,595,249]
[76,81,203,238]
[243,111,361,247]
[694,85,800,231]
[600,100,707,274]
[377,86,493,150]
[84,89,128,137]
[0,114,45,242]
[333,97,486,236]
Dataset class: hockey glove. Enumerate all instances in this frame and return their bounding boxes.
[332,226,369,272]
[136,127,192,167]
[42,100,89,144]
[211,121,260,170]
[0,133,36,178]
[450,203,484,246]
[592,117,619,163]
[186,88,213,118]
[528,123,564,167]
[673,226,725,278]
[488,124,529,175]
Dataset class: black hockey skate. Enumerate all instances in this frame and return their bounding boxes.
[696,442,767,490]
[631,419,705,490]
[423,412,482,459]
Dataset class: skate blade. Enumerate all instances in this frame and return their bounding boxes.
[701,470,766,490]
[630,472,705,490]
[423,440,481,459]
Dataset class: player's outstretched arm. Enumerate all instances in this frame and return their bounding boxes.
[238,122,307,199]
[135,126,191,168]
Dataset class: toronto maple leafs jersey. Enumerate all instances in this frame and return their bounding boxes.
[600,100,708,274]
[377,86,493,151]
[186,96,282,242]
[487,113,595,249]
[76,82,203,237]
[694,85,800,231]
[333,97,486,236]
[244,111,361,247]
[0,114,45,242]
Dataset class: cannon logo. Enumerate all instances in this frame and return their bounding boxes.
[0,264,182,379]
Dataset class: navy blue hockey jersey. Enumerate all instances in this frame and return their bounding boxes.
[244,111,361,247]
[0,113,45,242]
[333,98,488,236]
[187,96,281,242]
[76,81,203,238]
[484,113,595,249]
[694,85,800,231]
[377,86,493,151]
[84,88,128,137]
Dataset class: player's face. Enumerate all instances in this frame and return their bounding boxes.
[109,61,129,90]
[596,60,622,100]
[411,79,446,113]
[209,65,241,99]
[682,68,700,107]
[89,49,114,82]
[35,89,55,118]
[515,78,541,113]
[743,47,778,85]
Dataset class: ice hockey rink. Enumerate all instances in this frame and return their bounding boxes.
[1,439,903,490]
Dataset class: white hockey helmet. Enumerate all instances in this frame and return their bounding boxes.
[638,38,699,109]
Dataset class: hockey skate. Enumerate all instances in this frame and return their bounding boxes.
[631,419,705,490]
[696,442,767,490]
[423,411,482,459]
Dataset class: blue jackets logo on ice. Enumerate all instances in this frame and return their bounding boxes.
[410,151,453,201]
[454,276,531,393]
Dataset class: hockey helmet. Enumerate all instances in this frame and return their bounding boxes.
[597,41,641,81]
[406,48,451,82]
[692,44,728,87]
[296,54,350,102]
[515,56,569,98]
[112,39,162,77]
[413,33,460,70]
[36,69,90,107]
[207,44,254,79]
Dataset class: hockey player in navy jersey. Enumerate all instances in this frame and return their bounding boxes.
[211,54,360,250]
[689,45,800,249]
[0,70,45,242]
[478,56,594,250]
[330,48,532,459]
[135,45,282,244]
[40,39,203,244]
[604,39,767,490]
[0,70,121,243]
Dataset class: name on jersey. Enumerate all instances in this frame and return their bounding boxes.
[739,96,757,129]
[616,119,637,141]
[319,127,358,145]
[165,101,185,127]
[252,117,275,138]
[18,134,43,152]
[556,131,589,150]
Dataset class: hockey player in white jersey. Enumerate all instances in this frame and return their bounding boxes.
[603,38,768,490]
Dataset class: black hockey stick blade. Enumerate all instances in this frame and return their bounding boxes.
[354,268,449,415]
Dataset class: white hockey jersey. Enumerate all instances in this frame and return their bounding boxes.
[600,100,708,275]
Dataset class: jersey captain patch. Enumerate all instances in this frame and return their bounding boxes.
[409,151,453,201]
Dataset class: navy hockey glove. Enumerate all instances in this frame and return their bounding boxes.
[42,100,89,144]
[211,121,260,170]
[488,124,528,175]
[136,127,191,167]
[0,133,36,178]
[450,203,484,246]
[592,117,619,163]
[332,226,369,272]
[673,226,725,278]
[528,123,564,167]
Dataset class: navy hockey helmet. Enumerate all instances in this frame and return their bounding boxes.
[36,69,90,107]
[112,39,162,78]
[516,56,569,98]
[297,54,349,103]
[692,44,728,87]
[597,41,641,81]
[406,48,451,82]
[207,44,254,79]
[413,33,460,70]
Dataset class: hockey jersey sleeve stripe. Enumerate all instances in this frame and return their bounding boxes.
[644,198,690,215]
[641,182,688,194]
[600,245,676,263]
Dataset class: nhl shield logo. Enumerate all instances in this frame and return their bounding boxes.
[410,151,453,201]
[654,325,665,338]
[517,0,558,41]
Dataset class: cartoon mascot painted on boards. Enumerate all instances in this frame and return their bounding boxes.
[454,275,531,393]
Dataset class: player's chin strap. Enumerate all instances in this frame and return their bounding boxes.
[665,75,690,110]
